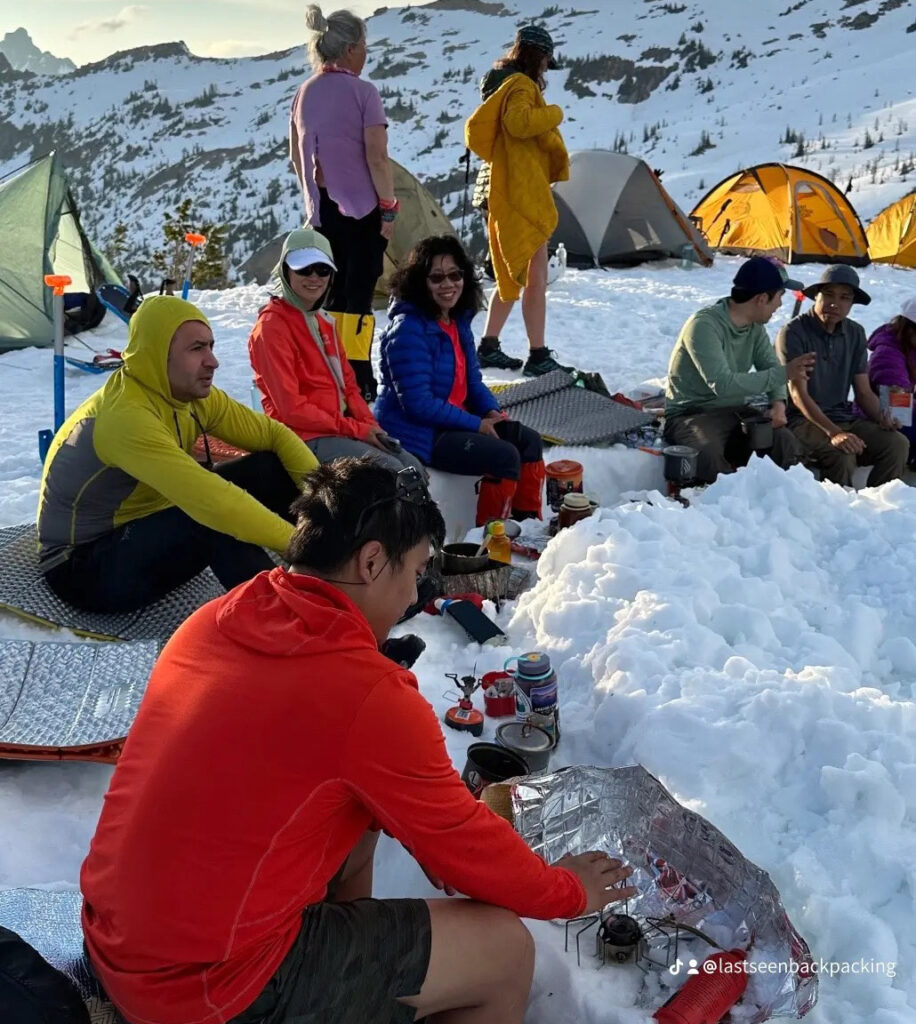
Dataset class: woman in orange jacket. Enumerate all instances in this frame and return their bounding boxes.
[248,227,423,474]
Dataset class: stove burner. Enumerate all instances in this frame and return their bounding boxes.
[597,914,643,963]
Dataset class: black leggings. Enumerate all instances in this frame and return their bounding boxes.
[44,452,300,613]
[428,419,542,480]
[319,189,388,315]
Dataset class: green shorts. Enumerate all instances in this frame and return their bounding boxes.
[230,897,431,1024]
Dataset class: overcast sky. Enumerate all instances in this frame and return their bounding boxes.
[16,1,411,65]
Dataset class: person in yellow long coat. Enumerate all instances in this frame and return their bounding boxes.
[465,25,570,377]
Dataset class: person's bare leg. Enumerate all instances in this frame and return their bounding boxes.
[482,289,516,342]
[400,899,534,1023]
[330,828,380,902]
[521,244,548,352]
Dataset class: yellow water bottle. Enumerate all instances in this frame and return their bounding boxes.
[486,520,512,564]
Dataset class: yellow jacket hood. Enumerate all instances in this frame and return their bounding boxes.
[122,295,211,409]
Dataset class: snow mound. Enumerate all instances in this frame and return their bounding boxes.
[508,458,914,1023]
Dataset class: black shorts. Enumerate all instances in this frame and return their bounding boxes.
[229,898,431,1024]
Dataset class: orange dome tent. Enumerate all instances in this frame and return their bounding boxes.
[866,192,916,268]
[690,163,869,266]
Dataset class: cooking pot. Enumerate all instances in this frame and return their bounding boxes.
[441,542,490,575]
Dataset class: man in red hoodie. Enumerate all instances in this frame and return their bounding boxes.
[81,458,632,1024]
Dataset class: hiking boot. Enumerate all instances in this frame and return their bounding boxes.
[381,634,427,669]
[477,336,523,371]
[523,348,574,377]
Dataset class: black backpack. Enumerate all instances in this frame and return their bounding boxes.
[0,925,89,1024]
[63,291,107,335]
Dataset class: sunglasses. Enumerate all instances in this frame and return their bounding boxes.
[288,263,333,278]
[352,467,436,542]
[427,270,464,285]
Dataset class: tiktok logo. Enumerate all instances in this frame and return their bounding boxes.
[669,958,699,975]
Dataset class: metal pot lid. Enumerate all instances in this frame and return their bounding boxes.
[497,721,554,753]
[561,492,592,510]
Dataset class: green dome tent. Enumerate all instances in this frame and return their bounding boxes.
[0,152,119,351]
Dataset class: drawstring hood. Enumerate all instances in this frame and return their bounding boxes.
[117,294,215,457]
[273,227,336,316]
[273,228,349,405]
[121,295,211,411]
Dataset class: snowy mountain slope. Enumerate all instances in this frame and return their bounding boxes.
[0,1,913,279]
[0,28,75,76]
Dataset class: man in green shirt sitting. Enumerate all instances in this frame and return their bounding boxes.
[664,257,816,483]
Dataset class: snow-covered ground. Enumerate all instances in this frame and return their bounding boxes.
[1,256,915,1023]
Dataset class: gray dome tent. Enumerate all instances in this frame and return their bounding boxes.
[551,150,713,268]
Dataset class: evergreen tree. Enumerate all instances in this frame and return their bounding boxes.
[105,222,130,277]
[151,198,196,281]
[193,223,231,289]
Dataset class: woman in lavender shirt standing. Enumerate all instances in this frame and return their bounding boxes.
[289,6,398,402]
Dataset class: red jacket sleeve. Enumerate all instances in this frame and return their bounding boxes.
[248,310,373,441]
[343,670,586,921]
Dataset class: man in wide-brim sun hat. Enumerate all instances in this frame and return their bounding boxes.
[776,265,909,486]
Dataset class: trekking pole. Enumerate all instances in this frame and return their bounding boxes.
[38,273,72,462]
[459,149,471,242]
[181,232,207,300]
[791,290,804,318]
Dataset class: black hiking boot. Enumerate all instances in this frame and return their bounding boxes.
[477,336,523,371]
[381,634,427,669]
[523,348,574,377]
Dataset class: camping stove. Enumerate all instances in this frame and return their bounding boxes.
[596,913,643,964]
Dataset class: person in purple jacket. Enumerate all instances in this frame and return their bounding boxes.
[376,236,546,526]
[867,296,916,465]
[290,5,397,402]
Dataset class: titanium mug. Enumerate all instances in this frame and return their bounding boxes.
[662,445,698,484]
[741,414,774,451]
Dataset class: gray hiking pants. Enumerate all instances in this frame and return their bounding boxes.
[664,406,801,484]
[306,436,426,476]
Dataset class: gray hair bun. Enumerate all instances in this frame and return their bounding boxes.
[304,5,328,32]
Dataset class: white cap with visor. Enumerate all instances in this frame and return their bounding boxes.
[285,247,337,272]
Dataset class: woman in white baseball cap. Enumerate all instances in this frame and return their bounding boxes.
[248,227,423,475]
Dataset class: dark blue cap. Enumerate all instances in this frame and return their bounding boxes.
[733,256,804,296]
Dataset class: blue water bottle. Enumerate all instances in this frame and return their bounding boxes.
[506,652,559,745]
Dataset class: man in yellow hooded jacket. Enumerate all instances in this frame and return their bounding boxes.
[37,295,319,613]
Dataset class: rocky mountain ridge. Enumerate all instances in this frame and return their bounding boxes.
[0,2,913,280]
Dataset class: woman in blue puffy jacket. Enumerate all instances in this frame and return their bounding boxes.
[376,235,545,525]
